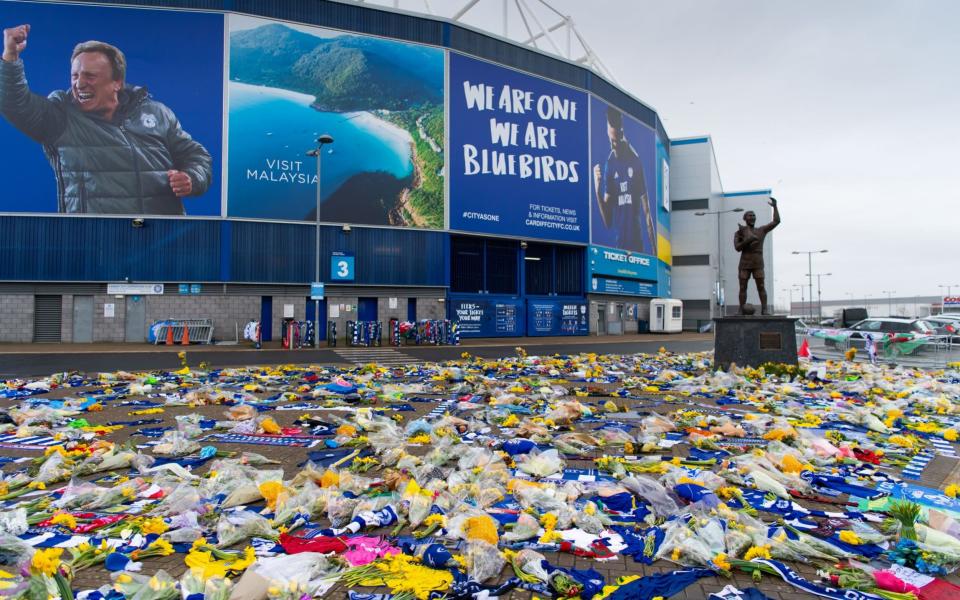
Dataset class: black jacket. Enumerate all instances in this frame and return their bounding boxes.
[0,58,212,215]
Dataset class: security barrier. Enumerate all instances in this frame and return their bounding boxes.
[391,319,460,346]
[800,329,960,368]
[282,320,315,349]
[327,321,337,347]
[347,320,381,347]
[152,319,215,345]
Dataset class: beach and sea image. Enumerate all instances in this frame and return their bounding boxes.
[226,15,444,228]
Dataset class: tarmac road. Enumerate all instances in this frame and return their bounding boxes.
[0,334,713,377]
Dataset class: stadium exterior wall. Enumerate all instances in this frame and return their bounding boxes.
[0,0,685,343]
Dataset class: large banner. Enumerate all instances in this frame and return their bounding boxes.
[0,2,223,216]
[589,97,657,254]
[226,15,444,229]
[449,53,589,243]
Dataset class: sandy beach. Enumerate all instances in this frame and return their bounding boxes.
[229,81,317,105]
[347,111,415,148]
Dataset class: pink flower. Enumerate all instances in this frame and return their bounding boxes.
[343,536,400,566]
[873,570,919,594]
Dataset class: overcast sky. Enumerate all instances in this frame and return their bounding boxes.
[371,0,958,301]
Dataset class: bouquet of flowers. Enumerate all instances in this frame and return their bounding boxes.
[65,540,116,574]
[111,570,180,600]
[179,570,232,600]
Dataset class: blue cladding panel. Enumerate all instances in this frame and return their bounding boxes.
[591,77,657,129]
[0,216,444,285]
[448,26,589,90]
[0,216,220,281]
[230,221,314,283]
[230,222,446,285]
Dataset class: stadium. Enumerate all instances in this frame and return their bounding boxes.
[0,0,768,343]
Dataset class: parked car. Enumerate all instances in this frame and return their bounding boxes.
[917,317,960,343]
[825,318,936,350]
[833,308,869,328]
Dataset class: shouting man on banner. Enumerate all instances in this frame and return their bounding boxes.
[0,24,212,215]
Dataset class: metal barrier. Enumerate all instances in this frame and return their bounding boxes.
[391,319,460,346]
[347,320,381,347]
[327,321,337,347]
[281,320,314,349]
[153,319,215,345]
[801,329,960,368]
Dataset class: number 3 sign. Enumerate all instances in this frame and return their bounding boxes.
[331,251,355,281]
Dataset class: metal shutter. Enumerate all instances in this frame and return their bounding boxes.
[33,295,62,342]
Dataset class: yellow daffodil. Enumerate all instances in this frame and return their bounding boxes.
[744,545,772,561]
[139,517,169,535]
[49,513,77,530]
[712,553,732,571]
[30,548,63,577]
[838,530,862,545]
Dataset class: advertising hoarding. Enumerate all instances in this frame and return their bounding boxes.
[450,298,524,337]
[226,15,444,228]
[526,300,588,336]
[589,96,657,254]
[448,53,589,243]
[0,1,223,216]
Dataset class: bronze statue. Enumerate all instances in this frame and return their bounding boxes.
[734,197,780,315]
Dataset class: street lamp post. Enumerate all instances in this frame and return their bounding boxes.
[814,272,832,323]
[695,207,744,320]
[881,290,896,316]
[793,284,804,316]
[782,287,793,315]
[306,134,334,348]
[792,249,828,321]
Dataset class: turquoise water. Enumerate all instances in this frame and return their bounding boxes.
[227,82,413,221]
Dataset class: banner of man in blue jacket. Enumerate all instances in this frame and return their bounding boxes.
[0,2,223,216]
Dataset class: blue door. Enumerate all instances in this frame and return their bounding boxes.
[358,297,378,321]
[260,296,272,341]
[305,298,328,340]
[407,298,417,322]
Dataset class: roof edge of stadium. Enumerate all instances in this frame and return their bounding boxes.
[328,0,667,136]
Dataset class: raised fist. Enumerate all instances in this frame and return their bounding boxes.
[769,197,777,207]
[3,24,30,62]
[593,163,602,189]
[167,170,193,197]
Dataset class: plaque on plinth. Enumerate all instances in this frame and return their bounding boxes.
[713,315,798,370]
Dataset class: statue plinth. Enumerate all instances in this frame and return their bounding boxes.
[713,316,798,370]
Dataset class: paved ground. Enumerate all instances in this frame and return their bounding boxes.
[0,333,713,377]
[0,373,796,598]
[0,334,960,600]
[5,349,955,599]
